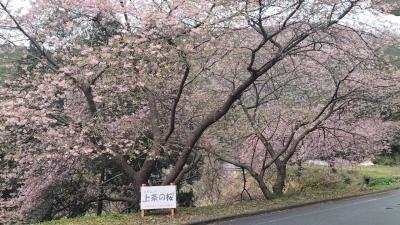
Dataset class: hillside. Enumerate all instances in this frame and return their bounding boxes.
[0,45,25,85]
[38,165,400,225]
[385,47,400,68]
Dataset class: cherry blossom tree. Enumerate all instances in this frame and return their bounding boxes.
[0,0,399,222]
[208,37,400,198]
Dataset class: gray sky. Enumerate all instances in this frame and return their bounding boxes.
[6,0,400,36]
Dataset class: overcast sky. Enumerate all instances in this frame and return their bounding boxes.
[6,0,400,36]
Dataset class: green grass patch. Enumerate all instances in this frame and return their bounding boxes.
[368,176,400,187]
[0,46,24,85]
[358,165,400,178]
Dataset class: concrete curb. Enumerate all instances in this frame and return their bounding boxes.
[186,187,400,225]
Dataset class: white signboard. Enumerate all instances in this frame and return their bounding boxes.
[140,185,177,210]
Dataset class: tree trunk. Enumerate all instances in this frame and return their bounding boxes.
[131,184,141,211]
[329,161,337,174]
[132,174,149,210]
[109,155,149,210]
[254,175,273,200]
[96,169,105,216]
[273,162,287,196]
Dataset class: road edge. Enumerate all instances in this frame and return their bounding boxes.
[186,187,400,225]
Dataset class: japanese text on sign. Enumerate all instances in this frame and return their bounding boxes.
[140,185,176,210]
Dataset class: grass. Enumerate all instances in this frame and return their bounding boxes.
[358,165,400,178]
[38,165,400,225]
[0,45,24,85]
[384,47,400,68]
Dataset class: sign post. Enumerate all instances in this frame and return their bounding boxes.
[170,183,176,218]
[140,184,146,219]
[140,183,177,218]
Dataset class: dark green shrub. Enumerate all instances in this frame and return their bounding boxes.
[344,177,352,185]
[178,189,195,207]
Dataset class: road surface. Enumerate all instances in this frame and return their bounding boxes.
[220,190,400,225]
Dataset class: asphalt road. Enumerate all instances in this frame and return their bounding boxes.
[220,190,400,225]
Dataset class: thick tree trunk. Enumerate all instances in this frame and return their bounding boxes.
[329,161,337,174]
[132,183,142,210]
[130,175,148,210]
[254,175,273,200]
[109,155,151,210]
[96,169,105,216]
[272,162,287,196]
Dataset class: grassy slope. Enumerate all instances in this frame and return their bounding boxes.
[38,165,400,225]
[0,46,24,84]
[385,47,400,68]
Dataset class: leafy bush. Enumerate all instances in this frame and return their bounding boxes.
[368,176,400,187]
[344,177,352,185]
[178,190,195,207]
